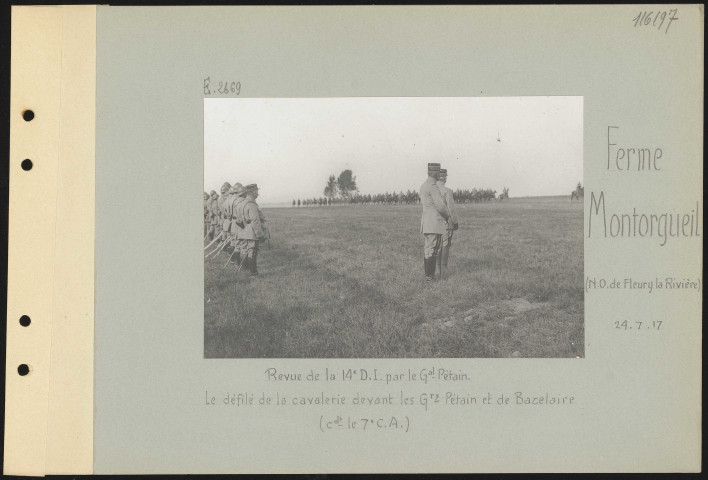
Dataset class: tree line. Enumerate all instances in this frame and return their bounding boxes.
[291,170,505,206]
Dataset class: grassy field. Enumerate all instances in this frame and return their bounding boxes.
[204,196,584,358]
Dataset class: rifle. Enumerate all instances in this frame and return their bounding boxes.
[205,239,227,258]
[223,244,238,268]
[204,235,220,251]
[215,239,229,257]
[234,251,248,273]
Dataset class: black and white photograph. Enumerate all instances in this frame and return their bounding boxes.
[204,97,584,359]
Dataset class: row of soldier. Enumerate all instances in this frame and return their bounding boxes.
[420,164,459,282]
[205,164,457,281]
[204,182,268,276]
[294,186,501,207]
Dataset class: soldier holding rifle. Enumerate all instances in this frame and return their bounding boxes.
[203,192,209,238]
[225,183,245,265]
[234,184,266,277]
[220,182,240,258]
[216,182,231,243]
[207,190,218,242]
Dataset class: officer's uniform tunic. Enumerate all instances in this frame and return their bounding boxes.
[419,176,448,258]
[437,181,458,248]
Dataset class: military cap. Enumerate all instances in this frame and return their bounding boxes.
[245,183,259,193]
[427,163,441,172]
[220,182,232,193]
[210,190,217,196]
[231,183,246,195]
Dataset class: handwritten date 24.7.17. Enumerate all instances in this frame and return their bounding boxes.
[614,320,663,331]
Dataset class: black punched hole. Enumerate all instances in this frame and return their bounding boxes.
[22,110,34,121]
[21,159,33,171]
[19,315,31,327]
[18,364,30,376]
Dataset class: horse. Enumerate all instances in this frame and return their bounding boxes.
[571,186,584,201]
[497,187,509,201]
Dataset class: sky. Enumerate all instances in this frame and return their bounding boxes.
[204,97,583,203]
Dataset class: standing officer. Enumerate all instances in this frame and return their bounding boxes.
[419,163,449,281]
[234,184,266,276]
[207,190,219,242]
[436,168,458,278]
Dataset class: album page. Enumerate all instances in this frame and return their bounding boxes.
[4,4,702,475]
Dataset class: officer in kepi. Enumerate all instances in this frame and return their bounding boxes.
[419,163,450,281]
[436,168,458,279]
[234,184,266,276]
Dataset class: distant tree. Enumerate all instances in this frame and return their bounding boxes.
[337,169,358,199]
[297,199,301,207]
[292,199,296,207]
[324,174,338,200]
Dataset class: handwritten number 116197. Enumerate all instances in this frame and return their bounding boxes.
[633,9,678,34]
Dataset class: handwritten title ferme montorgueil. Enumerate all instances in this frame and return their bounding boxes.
[587,127,701,246]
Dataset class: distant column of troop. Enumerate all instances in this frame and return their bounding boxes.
[204,182,268,276]
[420,163,458,282]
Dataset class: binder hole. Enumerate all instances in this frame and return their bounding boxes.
[21,159,33,171]
[19,315,31,327]
[18,364,30,376]
[22,110,35,121]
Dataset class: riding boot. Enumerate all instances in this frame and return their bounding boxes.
[250,254,258,276]
[436,253,442,279]
[441,245,450,268]
[424,256,435,281]
[234,251,241,266]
